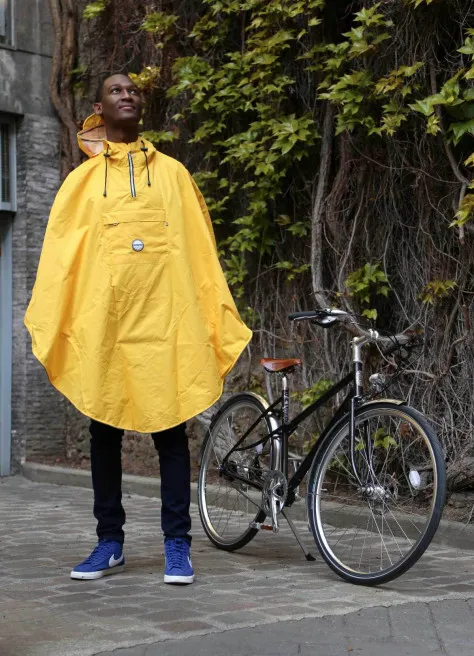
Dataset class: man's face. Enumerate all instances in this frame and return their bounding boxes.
[93,74,143,128]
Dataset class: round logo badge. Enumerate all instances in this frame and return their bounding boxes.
[132,239,144,252]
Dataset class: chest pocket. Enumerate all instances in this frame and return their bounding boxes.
[102,209,170,263]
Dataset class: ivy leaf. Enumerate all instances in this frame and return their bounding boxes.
[83,0,109,19]
[465,66,474,80]
[275,214,291,226]
[449,117,474,144]
[141,129,178,143]
[375,435,398,449]
[409,98,435,116]
[458,37,474,56]
[427,114,441,135]
[451,194,474,227]
[288,222,309,236]
[362,309,378,320]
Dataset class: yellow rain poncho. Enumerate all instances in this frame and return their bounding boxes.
[25,115,252,433]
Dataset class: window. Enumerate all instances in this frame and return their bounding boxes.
[0,119,16,212]
[0,0,13,46]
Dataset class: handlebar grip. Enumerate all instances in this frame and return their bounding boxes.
[381,335,419,357]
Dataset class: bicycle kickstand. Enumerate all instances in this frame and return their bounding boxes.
[281,510,316,562]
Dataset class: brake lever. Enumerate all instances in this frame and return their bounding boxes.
[310,315,339,328]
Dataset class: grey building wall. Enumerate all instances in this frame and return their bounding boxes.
[1,0,69,472]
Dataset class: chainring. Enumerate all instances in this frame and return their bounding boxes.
[262,470,288,514]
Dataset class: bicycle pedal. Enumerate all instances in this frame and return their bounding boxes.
[249,521,279,533]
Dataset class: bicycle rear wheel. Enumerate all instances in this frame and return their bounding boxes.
[198,393,279,551]
[307,401,446,585]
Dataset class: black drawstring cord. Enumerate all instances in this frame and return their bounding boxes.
[103,143,149,198]
[103,144,111,197]
[141,141,151,187]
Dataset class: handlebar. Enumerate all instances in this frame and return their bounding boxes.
[288,308,345,325]
[288,308,415,350]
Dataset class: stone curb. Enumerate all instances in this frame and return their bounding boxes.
[21,460,198,502]
[21,461,474,551]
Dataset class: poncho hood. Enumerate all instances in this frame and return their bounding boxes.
[77,113,108,157]
[25,125,252,432]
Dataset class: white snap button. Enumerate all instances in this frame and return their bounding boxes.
[132,239,144,252]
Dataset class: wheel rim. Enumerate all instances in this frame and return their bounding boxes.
[313,407,439,577]
[199,399,273,546]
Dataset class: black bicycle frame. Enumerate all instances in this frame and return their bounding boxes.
[221,371,356,498]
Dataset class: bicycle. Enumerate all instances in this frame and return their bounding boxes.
[198,308,446,585]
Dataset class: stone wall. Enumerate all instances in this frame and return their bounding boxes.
[1,0,78,471]
[11,114,73,469]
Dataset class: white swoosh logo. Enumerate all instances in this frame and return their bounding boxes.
[109,554,123,567]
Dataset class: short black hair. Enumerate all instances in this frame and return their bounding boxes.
[94,72,131,103]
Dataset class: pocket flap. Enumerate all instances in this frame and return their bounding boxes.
[103,209,166,226]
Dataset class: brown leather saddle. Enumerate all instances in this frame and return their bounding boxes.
[260,358,302,374]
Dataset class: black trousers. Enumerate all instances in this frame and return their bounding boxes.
[89,419,191,544]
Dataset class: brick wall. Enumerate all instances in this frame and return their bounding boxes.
[11,113,88,470]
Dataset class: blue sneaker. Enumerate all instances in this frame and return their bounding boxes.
[164,538,194,584]
[70,539,124,580]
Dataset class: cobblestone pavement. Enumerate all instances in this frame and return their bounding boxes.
[1,476,473,656]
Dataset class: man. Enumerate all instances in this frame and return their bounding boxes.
[24,74,252,584]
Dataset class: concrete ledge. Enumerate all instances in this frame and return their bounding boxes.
[22,462,92,489]
[21,461,200,504]
[21,462,474,551]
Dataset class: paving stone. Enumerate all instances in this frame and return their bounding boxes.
[212,610,270,626]
[94,585,151,597]
[144,609,205,623]
[429,599,474,656]
[1,475,474,656]
[261,604,318,617]
[93,606,149,618]
[158,620,217,634]
[342,605,391,639]
[49,592,100,604]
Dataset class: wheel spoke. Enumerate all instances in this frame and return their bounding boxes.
[199,396,275,548]
[311,404,444,583]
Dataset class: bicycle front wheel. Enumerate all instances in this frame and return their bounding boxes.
[198,393,279,551]
[307,401,446,585]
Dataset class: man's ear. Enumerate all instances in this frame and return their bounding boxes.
[93,102,103,116]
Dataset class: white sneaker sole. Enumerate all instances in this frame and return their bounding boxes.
[164,573,194,585]
[70,565,125,580]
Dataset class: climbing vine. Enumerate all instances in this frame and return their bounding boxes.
[69,0,474,489]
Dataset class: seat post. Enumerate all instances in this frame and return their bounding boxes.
[280,373,289,479]
[281,373,289,425]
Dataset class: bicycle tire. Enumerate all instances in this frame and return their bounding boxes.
[307,401,446,585]
[198,392,279,551]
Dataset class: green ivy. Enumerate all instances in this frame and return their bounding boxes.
[131,0,470,295]
[355,428,397,451]
[129,67,161,92]
[419,280,457,305]
[408,0,437,6]
[143,0,325,294]
[83,0,109,19]
[345,263,390,320]
[292,379,333,410]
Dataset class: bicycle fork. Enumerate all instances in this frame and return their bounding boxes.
[350,334,378,488]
